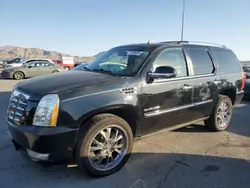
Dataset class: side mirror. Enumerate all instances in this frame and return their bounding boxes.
[148,66,177,80]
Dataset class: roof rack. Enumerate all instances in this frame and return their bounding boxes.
[160,41,226,48]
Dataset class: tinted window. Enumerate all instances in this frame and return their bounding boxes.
[47,62,55,66]
[188,48,214,75]
[212,49,241,74]
[243,67,250,73]
[153,48,187,77]
[35,62,42,67]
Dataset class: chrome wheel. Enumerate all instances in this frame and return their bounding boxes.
[88,125,128,171]
[216,101,231,128]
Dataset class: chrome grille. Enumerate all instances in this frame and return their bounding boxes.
[7,89,30,125]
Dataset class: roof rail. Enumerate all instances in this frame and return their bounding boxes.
[160,41,189,44]
[160,41,226,48]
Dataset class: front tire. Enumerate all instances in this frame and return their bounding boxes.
[205,95,233,131]
[13,71,25,80]
[75,114,133,177]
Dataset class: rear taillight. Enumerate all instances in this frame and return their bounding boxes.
[241,72,245,90]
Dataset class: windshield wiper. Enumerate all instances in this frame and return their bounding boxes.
[92,68,115,75]
[82,66,93,71]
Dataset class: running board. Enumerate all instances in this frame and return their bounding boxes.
[135,117,209,140]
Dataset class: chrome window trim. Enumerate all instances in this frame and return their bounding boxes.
[144,99,213,117]
[152,73,216,84]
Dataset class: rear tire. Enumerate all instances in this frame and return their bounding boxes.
[75,114,133,177]
[13,71,25,80]
[204,95,232,131]
[52,70,59,73]
[64,66,70,71]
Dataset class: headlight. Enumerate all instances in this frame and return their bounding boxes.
[33,94,59,127]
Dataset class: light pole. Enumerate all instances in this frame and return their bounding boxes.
[181,0,185,41]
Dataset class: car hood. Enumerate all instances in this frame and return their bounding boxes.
[15,71,120,97]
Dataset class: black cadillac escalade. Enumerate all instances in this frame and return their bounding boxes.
[7,41,245,177]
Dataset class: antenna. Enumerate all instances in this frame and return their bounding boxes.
[181,0,185,41]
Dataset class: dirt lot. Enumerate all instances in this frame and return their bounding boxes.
[0,76,250,188]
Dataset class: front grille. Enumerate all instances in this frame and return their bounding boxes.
[7,89,30,125]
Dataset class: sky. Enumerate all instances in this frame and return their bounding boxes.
[0,0,249,60]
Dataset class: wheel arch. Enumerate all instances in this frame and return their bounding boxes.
[220,88,236,105]
[77,104,139,137]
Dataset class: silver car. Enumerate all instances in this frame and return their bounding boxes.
[1,60,66,80]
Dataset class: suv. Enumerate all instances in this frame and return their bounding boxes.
[7,41,245,177]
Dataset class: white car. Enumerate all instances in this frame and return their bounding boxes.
[4,59,55,68]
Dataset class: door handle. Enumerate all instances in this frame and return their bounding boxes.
[182,84,193,90]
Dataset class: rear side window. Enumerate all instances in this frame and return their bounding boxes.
[212,49,241,74]
[187,48,214,76]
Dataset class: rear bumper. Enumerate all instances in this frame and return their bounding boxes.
[244,84,250,95]
[8,121,78,163]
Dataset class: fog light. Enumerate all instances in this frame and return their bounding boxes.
[27,149,49,161]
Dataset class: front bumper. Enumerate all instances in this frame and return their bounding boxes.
[8,122,78,163]
[1,71,13,78]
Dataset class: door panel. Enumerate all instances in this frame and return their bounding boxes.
[39,67,52,75]
[184,47,220,119]
[191,76,220,119]
[140,48,195,135]
[33,61,54,76]
[26,67,40,77]
[141,79,194,135]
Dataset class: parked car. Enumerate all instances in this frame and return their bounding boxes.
[243,66,250,96]
[2,60,65,79]
[243,66,250,78]
[4,58,53,68]
[0,60,4,68]
[3,58,25,68]
[52,56,75,70]
[7,41,244,177]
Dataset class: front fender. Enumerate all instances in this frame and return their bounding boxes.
[57,88,141,128]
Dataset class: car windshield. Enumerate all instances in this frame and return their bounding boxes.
[243,67,250,73]
[86,46,151,76]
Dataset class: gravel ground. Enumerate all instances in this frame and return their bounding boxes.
[0,77,250,188]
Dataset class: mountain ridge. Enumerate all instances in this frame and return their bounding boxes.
[0,45,95,62]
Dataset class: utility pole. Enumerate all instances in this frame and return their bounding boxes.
[181,0,185,41]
